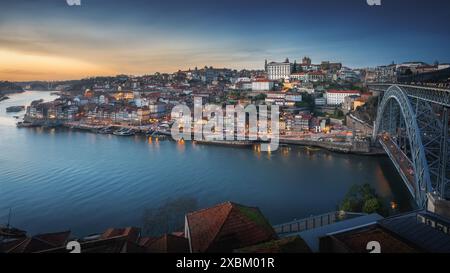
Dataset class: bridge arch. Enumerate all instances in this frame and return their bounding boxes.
[374,85,432,207]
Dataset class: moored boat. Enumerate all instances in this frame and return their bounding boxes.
[6,106,25,113]
[113,128,136,136]
[16,121,35,128]
[98,126,114,134]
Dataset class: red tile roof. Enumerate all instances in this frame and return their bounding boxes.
[101,227,140,242]
[186,202,277,253]
[146,234,189,253]
[4,231,71,253]
[139,237,158,248]
[327,90,361,94]
[34,231,71,247]
[171,231,185,237]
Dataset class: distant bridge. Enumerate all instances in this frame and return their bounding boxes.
[369,84,450,207]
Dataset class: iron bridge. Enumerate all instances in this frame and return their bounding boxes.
[369,84,450,208]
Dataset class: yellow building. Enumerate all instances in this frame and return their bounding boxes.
[353,98,366,110]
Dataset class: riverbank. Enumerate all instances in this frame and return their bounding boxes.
[17,119,385,156]
[279,138,386,156]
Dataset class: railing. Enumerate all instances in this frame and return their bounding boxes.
[273,211,367,235]
[368,83,450,107]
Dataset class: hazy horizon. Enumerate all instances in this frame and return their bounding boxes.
[1,0,450,81]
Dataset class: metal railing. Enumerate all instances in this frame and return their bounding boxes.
[273,211,367,235]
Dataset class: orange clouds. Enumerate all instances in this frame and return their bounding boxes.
[0,50,117,81]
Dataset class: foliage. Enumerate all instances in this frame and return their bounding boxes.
[333,108,345,119]
[254,93,267,101]
[296,93,315,110]
[363,198,382,214]
[339,184,385,215]
[0,81,24,93]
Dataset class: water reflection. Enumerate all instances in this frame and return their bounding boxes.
[176,139,186,153]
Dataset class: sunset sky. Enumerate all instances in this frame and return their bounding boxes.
[1,0,450,81]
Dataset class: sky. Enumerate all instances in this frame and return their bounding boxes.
[1,0,450,81]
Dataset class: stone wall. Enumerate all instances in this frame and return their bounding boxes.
[346,114,373,137]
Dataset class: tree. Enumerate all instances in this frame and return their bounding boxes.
[333,108,344,119]
[297,93,315,111]
[254,93,267,101]
[339,184,385,215]
[292,60,297,73]
[363,198,382,214]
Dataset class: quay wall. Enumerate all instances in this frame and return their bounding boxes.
[279,138,374,155]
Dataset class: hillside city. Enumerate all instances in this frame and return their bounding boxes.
[2,58,449,153]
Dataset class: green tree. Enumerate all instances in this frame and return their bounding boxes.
[333,108,344,119]
[339,184,385,215]
[363,198,382,214]
[254,93,267,101]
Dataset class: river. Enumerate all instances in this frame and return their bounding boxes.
[0,91,414,236]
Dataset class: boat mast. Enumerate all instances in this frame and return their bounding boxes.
[6,208,12,229]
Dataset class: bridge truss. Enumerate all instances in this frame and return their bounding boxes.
[370,84,450,207]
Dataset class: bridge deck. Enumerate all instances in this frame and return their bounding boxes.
[379,134,416,198]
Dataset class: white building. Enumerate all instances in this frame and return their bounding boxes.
[290,72,324,83]
[234,77,251,83]
[338,68,360,82]
[265,92,302,106]
[285,94,302,102]
[266,59,293,80]
[252,79,274,91]
[265,92,285,106]
[325,90,361,105]
[290,72,307,81]
[298,87,315,94]
[240,81,253,90]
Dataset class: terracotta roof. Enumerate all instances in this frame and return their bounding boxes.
[37,228,144,253]
[327,90,361,94]
[171,231,185,237]
[34,231,71,247]
[1,238,29,253]
[3,231,71,253]
[139,237,158,248]
[101,227,140,242]
[186,202,277,253]
[81,237,145,253]
[308,71,324,75]
[146,234,189,253]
